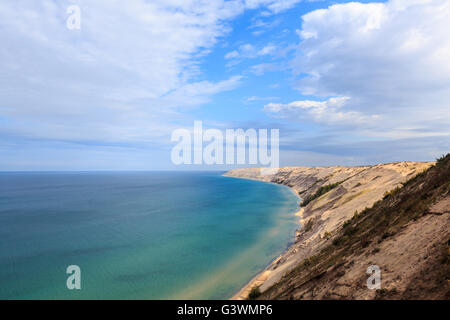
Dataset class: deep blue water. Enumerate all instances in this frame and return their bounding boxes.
[0,171,299,299]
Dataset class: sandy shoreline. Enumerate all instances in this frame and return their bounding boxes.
[223,174,303,299]
[230,203,303,300]
[222,174,303,300]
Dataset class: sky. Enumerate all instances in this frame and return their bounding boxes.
[0,0,449,170]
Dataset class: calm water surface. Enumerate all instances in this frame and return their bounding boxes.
[0,171,299,299]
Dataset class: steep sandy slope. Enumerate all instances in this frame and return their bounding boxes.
[224,161,435,299]
[259,155,450,300]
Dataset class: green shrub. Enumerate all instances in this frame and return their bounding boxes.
[248,287,261,300]
[344,226,357,237]
[304,219,314,232]
[301,181,344,206]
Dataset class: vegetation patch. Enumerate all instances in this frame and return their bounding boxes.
[301,180,345,207]
[340,188,371,206]
[247,287,261,300]
[304,219,314,232]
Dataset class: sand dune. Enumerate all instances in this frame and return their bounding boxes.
[224,161,434,299]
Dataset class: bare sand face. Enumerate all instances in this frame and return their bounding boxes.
[224,161,434,300]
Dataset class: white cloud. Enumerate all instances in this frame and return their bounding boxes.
[244,0,304,14]
[250,62,282,75]
[239,43,257,56]
[284,0,450,138]
[245,96,280,103]
[0,0,247,143]
[1,0,314,149]
[264,96,380,125]
[224,43,261,64]
[225,42,282,67]
[258,44,277,55]
[248,18,282,36]
[225,50,240,59]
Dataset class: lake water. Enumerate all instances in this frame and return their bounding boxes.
[0,171,299,299]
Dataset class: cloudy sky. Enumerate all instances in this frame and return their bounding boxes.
[1,0,449,170]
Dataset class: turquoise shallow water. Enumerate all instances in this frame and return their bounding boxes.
[0,171,299,299]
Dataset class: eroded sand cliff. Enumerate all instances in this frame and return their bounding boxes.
[224,161,435,299]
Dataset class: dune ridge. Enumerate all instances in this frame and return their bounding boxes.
[224,161,435,299]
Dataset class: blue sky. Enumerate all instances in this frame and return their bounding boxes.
[0,0,449,170]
